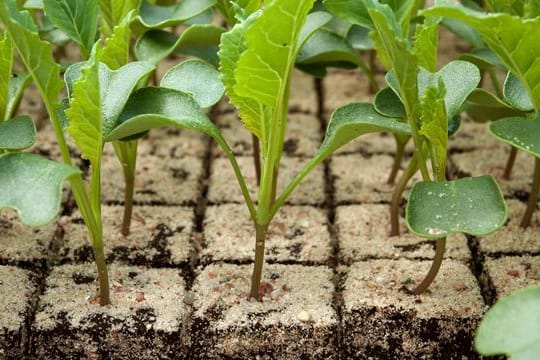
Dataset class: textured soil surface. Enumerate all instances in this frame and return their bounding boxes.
[1,28,539,359]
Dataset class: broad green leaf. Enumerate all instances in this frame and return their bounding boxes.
[98,0,140,37]
[0,0,63,114]
[346,25,373,50]
[373,87,406,118]
[459,48,504,70]
[161,59,224,109]
[0,152,80,226]
[490,116,540,157]
[323,0,372,29]
[317,102,411,158]
[43,0,98,57]
[419,81,447,180]
[218,10,264,140]
[105,87,220,141]
[297,11,333,49]
[65,47,102,164]
[135,24,225,66]
[414,20,439,73]
[406,175,507,239]
[464,88,525,123]
[0,115,36,150]
[296,29,360,77]
[6,72,32,120]
[422,1,540,110]
[215,0,261,25]
[234,0,315,107]
[504,72,534,112]
[475,284,540,359]
[0,33,13,120]
[135,0,215,30]
[101,10,134,70]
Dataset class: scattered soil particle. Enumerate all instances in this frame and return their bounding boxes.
[483,256,540,299]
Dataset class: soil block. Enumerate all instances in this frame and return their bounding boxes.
[208,156,325,206]
[212,112,322,158]
[0,266,36,359]
[32,264,187,359]
[0,210,57,267]
[190,263,338,359]
[482,255,540,299]
[336,204,470,263]
[59,205,194,267]
[202,204,331,264]
[342,259,484,359]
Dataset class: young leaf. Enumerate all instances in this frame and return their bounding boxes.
[406,175,507,239]
[490,115,540,158]
[464,88,526,123]
[0,152,80,226]
[297,11,333,49]
[0,33,13,120]
[98,0,140,37]
[0,0,63,114]
[160,59,224,109]
[503,72,534,112]
[0,115,36,150]
[135,24,225,66]
[419,81,447,180]
[43,0,98,57]
[5,72,31,121]
[101,10,135,70]
[475,284,540,359]
[422,1,540,110]
[414,20,439,73]
[135,0,215,30]
[373,87,406,118]
[323,0,372,29]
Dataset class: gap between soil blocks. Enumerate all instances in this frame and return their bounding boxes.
[1,66,539,359]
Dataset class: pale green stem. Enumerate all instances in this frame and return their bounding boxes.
[387,136,408,185]
[390,154,418,237]
[113,140,138,236]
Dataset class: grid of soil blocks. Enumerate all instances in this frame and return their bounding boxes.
[2,32,540,360]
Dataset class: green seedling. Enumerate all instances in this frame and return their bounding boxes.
[475,284,540,359]
[324,0,507,294]
[424,1,540,228]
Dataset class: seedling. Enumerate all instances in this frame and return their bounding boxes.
[325,0,507,293]
[475,284,540,359]
[423,1,540,227]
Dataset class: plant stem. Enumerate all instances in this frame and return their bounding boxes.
[367,50,379,94]
[410,237,446,295]
[503,146,517,180]
[387,137,407,185]
[520,157,540,228]
[390,155,418,236]
[249,223,269,299]
[113,141,138,236]
[252,134,261,186]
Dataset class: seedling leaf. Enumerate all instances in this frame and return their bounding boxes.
[0,115,36,150]
[490,116,540,158]
[0,33,13,120]
[504,72,534,112]
[135,24,225,66]
[6,72,32,120]
[101,10,134,70]
[43,0,98,56]
[406,175,507,239]
[98,0,140,37]
[374,87,406,118]
[465,88,526,123]
[0,152,80,226]
[135,0,215,30]
[475,284,540,359]
[297,11,333,49]
[161,59,224,109]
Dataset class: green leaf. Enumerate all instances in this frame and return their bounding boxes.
[65,47,102,164]
[135,0,215,30]
[297,11,333,49]
[317,102,411,158]
[215,0,261,25]
[441,18,483,49]
[422,1,540,110]
[218,10,264,140]
[414,20,439,73]
[464,88,526,123]
[504,72,534,112]
[0,0,63,115]
[346,25,374,50]
[419,81,447,180]
[373,87,406,118]
[98,0,140,37]
[475,284,540,359]
[0,115,36,150]
[43,0,98,57]
[406,175,507,239]
[459,48,504,70]
[101,10,134,70]
[296,28,360,77]
[0,152,80,226]
[105,87,220,141]
[5,72,32,120]
[135,24,225,66]
[323,0,372,29]
[0,33,13,120]
[160,59,224,109]
[490,116,540,158]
